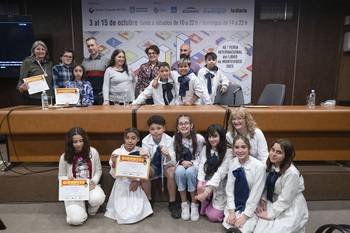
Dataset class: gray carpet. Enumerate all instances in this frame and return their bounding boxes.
[0,201,349,233]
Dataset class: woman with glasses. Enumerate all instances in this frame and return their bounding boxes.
[135,45,161,104]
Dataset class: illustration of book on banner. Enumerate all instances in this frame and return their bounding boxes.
[115,155,150,180]
[23,74,49,95]
[59,178,89,201]
[55,88,80,105]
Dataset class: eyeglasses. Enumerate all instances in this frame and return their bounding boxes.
[178,122,190,126]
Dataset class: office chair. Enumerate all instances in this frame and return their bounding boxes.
[257,83,286,105]
[214,83,244,107]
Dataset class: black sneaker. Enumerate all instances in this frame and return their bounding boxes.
[168,201,181,219]
[226,227,242,233]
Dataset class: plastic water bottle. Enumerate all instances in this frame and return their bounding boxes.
[123,90,129,107]
[41,91,49,110]
[307,89,316,109]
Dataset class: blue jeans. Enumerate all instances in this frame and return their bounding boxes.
[175,165,198,192]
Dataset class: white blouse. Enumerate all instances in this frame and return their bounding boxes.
[225,156,266,217]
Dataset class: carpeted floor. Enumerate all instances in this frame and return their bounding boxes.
[0,201,349,233]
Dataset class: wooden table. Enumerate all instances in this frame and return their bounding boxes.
[0,105,349,162]
[0,105,134,162]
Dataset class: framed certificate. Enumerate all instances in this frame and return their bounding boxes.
[115,155,150,180]
[58,178,89,201]
[23,74,49,95]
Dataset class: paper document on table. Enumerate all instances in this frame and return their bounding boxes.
[55,88,80,105]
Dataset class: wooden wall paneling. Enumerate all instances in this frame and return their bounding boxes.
[294,0,344,105]
[252,0,299,105]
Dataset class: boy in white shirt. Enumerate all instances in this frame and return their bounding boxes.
[174,58,211,105]
[132,62,177,105]
[141,115,181,218]
[197,52,229,103]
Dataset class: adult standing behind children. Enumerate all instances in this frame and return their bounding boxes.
[82,37,109,105]
[17,40,53,105]
[226,107,269,163]
[135,45,161,104]
[141,115,181,219]
[171,44,201,75]
[52,49,74,89]
[58,127,106,225]
[103,49,135,105]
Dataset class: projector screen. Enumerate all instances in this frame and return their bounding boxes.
[0,16,34,78]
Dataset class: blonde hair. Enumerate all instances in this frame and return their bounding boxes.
[227,107,257,138]
[31,40,49,60]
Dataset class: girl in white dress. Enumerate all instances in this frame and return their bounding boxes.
[223,135,265,233]
[254,139,308,233]
[226,107,268,163]
[105,128,153,224]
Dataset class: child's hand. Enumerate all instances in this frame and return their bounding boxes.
[111,155,117,167]
[196,182,205,194]
[255,209,270,220]
[159,145,170,159]
[139,149,150,158]
[256,199,266,212]
[183,101,193,106]
[181,160,193,168]
[220,85,228,94]
[227,211,236,225]
[195,190,209,202]
[234,214,247,228]
[89,180,96,191]
[129,180,140,192]
[151,75,160,88]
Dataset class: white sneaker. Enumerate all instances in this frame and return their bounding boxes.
[88,205,99,216]
[181,202,190,220]
[190,203,200,221]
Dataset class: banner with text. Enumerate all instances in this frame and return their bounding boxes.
[82,0,254,103]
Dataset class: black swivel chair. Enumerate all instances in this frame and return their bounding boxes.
[214,83,244,107]
[257,83,286,105]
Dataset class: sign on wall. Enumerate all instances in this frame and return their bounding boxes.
[82,0,254,103]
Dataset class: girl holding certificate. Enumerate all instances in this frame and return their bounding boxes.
[58,127,105,225]
[105,128,153,224]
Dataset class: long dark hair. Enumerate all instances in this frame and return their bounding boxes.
[108,49,129,74]
[266,139,295,176]
[64,127,91,164]
[174,114,198,161]
[204,124,227,177]
[72,64,87,81]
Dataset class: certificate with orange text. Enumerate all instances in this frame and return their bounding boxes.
[115,155,150,180]
[55,88,80,105]
[23,75,49,95]
[59,178,89,201]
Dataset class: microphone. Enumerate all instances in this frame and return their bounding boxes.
[233,86,242,94]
